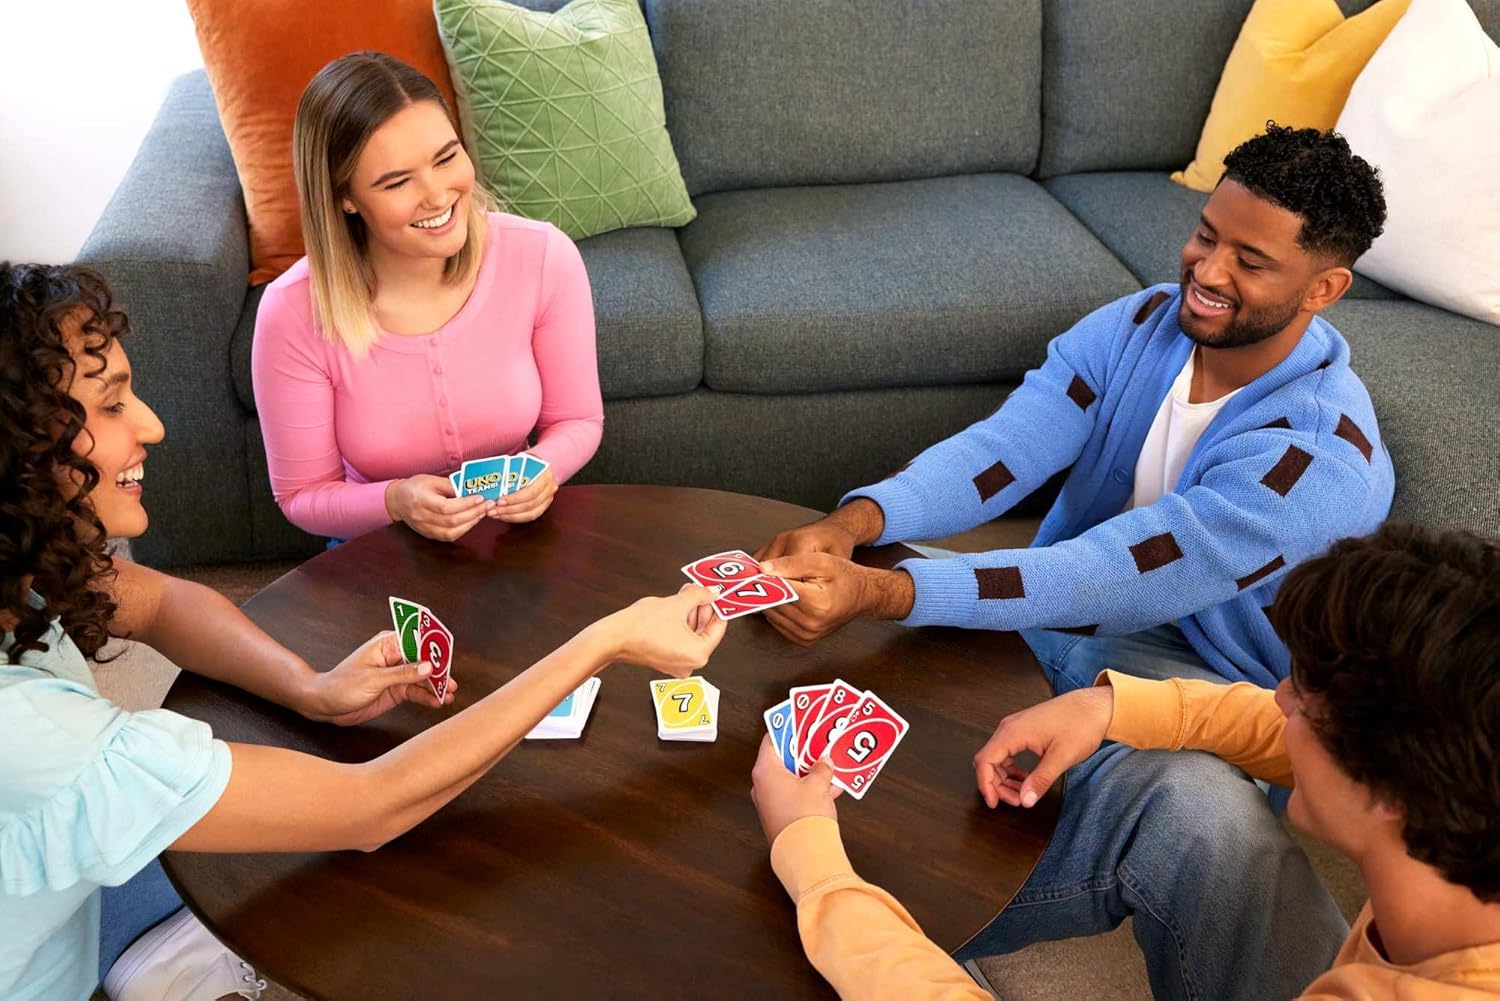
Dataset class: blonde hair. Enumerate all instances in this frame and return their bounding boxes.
[292,51,493,355]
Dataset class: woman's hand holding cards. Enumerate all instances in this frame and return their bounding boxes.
[301,630,459,727]
[972,686,1114,809]
[386,473,491,541]
[600,586,728,678]
[490,465,556,523]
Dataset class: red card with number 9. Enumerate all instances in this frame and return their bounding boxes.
[827,692,909,799]
[417,609,454,700]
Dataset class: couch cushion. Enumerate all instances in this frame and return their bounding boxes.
[679,174,1140,395]
[644,0,1040,196]
[1321,298,1499,535]
[234,227,701,409]
[575,225,703,399]
[1037,0,1388,177]
[1043,172,1398,299]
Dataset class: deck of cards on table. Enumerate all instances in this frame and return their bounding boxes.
[526,678,601,739]
[679,550,798,621]
[763,680,908,799]
[650,676,720,742]
[388,597,455,701]
[449,453,549,501]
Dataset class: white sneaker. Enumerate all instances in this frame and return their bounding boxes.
[103,907,267,1001]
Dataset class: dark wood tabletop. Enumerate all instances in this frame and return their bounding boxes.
[162,485,1060,1000]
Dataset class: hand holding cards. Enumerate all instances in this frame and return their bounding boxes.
[389,596,455,701]
[763,679,908,799]
[451,453,550,501]
[681,550,799,621]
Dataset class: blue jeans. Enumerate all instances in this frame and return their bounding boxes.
[952,627,1347,1000]
[97,859,184,985]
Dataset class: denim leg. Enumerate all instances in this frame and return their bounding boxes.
[97,858,184,985]
[1021,623,1229,695]
[957,744,1346,1001]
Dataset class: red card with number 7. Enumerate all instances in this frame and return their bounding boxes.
[711,574,798,620]
[416,609,454,701]
[826,691,909,799]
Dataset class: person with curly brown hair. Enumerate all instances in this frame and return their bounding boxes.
[750,523,1500,1000]
[0,262,726,1001]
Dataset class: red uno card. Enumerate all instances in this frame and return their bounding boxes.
[826,692,909,799]
[796,679,863,773]
[416,609,454,700]
[786,682,832,760]
[681,550,763,588]
[711,574,798,621]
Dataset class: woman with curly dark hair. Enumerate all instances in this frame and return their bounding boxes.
[0,263,727,1001]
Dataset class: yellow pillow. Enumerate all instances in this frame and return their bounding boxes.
[1172,0,1410,192]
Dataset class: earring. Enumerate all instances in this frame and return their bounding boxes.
[343,204,357,215]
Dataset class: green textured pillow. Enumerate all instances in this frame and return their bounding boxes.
[434,0,696,240]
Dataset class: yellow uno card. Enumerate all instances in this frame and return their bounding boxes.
[651,677,713,730]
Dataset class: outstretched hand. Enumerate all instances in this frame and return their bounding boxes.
[607,585,729,678]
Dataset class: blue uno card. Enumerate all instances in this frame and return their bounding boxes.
[512,454,550,493]
[763,698,795,772]
[460,455,510,501]
[548,690,578,719]
[449,470,463,496]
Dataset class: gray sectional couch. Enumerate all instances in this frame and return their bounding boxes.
[80,0,1499,568]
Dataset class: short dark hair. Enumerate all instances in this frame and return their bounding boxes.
[1222,123,1386,266]
[1272,523,1500,902]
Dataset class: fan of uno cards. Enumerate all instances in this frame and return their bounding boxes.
[388,596,454,701]
[763,679,908,799]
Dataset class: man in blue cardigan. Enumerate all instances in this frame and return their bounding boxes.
[758,125,1395,693]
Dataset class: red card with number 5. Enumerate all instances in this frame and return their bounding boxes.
[416,609,454,700]
[826,692,909,799]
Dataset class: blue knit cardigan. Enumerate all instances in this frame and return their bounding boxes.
[846,284,1395,687]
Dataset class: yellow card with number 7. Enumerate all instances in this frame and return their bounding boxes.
[651,677,713,730]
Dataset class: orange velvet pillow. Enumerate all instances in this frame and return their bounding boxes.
[188,0,459,284]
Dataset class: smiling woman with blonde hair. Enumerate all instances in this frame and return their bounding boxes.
[252,51,604,545]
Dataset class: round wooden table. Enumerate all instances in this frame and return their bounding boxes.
[163,485,1059,999]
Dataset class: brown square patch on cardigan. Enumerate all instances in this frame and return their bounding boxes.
[975,566,1025,600]
[1052,624,1099,636]
[1130,532,1184,573]
[1066,374,1097,411]
[1133,290,1171,324]
[1259,416,1292,430]
[1237,555,1286,591]
[1260,445,1313,496]
[973,460,1016,502]
[1334,414,1373,462]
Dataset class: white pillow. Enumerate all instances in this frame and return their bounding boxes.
[1336,0,1500,325]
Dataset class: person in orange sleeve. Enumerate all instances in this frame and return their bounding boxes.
[751,523,1499,1000]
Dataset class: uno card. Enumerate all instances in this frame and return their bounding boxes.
[515,454,549,490]
[796,679,862,772]
[762,697,793,759]
[826,692,910,799]
[711,574,798,621]
[448,470,464,496]
[651,677,714,730]
[548,690,578,719]
[459,455,510,501]
[416,608,455,700]
[787,683,832,759]
[388,596,425,663]
[501,461,524,496]
[681,550,763,589]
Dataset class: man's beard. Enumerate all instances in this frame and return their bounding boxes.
[1178,284,1306,349]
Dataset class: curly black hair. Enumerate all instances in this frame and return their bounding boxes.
[1272,523,1500,903]
[1223,123,1386,266]
[0,263,126,661]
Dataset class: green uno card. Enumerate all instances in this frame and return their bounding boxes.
[388,596,425,663]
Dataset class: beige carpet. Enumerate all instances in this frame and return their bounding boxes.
[93,521,1366,1000]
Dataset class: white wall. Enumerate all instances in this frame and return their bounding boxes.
[0,1,204,263]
